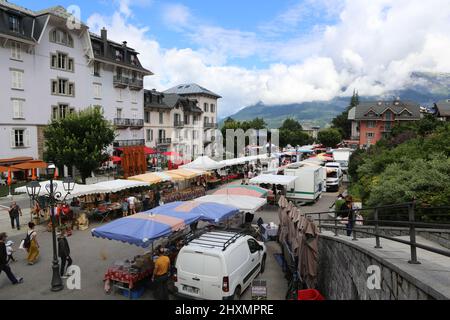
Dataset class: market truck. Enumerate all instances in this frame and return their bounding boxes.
[284,164,323,202]
[332,148,353,173]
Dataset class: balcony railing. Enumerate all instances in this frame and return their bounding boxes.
[204,123,218,129]
[113,118,144,128]
[113,139,145,147]
[113,75,129,88]
[157,138,172,145]
[129,78,144,90]
[174,120,185,127]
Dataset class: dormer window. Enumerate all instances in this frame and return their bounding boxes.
[115,49,123,61]
[50,29,74,47]
[8,15,20,33]
[130,55,137,66]
[385,111,392,121]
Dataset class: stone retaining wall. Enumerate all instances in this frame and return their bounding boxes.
[320,224,450,249]
[317,234,443,300]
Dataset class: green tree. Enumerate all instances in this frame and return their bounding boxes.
[331,90,359,139]
[278,118,312,147]
[44,106,116,183]
[318,128,342,148]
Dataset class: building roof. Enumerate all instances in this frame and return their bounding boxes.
[0,1,151,74]
[348,100,421,121]
[144,89,169,109]
[163,83,222,99]
[162,93,203,113]
[435,99,450,117]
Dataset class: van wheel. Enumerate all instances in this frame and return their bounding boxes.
[232,287,241,300]
[260,255,266,274]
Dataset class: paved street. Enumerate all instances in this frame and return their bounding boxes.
[0,184,339,300]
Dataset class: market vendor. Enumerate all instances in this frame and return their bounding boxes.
[152,247,170,300]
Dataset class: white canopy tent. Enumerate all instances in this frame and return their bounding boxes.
[14,180,97,199]
[194,195,266,213]
[219,154,270,167]
[91,179,149,194]
[249,174,297,186]
[181,156,224,170]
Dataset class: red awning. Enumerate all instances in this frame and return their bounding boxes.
[110,156,122,163]
[11,160,48,170]
[163,151,181,157]
[144,147,157,155]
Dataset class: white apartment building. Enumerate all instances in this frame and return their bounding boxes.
[162,84,221,159]
[0,1,151,163]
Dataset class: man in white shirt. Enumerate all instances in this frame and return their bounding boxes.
[127,196,137,215]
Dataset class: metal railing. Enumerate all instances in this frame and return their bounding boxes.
[129,78,143,89]
[113,118,144,128]
[305,201,450,264]
[113,75,129,86]
[174,120,185,127]
[203,123,217,129]
[113,139,145,147]
[157,138,172,145]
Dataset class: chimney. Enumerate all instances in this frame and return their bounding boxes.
[101,28,108,57]
[122,41,127,47]
[101,27,107,41]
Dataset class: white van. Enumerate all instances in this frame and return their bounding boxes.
[174,231,267,300]
[325,162,343,191]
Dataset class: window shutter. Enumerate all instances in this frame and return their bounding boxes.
[12,100,19,119]
[25,129,30,147]
[11,71,17,88]
[18,71,23,89]
[52,106,58,120]
[10,130,15,148]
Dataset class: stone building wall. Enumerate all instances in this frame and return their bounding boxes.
[317,235,443,300]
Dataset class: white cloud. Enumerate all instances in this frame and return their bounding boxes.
[162,3,191,30]
[87,0,450,118]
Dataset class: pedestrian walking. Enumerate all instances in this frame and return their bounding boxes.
[0,233,23,285]
[5,240,16,262]
[344,196,355,236]
[25,222,39,265]
[8,201,22,230]
[57,229,72,277]
[152,247,170,300]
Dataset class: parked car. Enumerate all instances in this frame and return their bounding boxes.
[173,231,267,300]
[325,162,343,192]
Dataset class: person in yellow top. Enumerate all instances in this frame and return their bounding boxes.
[152,247,170,300]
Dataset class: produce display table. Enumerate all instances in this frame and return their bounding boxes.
[104,265,153,298]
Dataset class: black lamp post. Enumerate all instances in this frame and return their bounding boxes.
[26,164,75,292]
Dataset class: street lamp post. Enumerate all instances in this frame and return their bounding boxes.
[26,164,75,292]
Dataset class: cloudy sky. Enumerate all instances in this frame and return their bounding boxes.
[18,0,450,117]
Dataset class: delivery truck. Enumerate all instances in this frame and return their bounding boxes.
[284,164,324,202]
[332,148,353,173]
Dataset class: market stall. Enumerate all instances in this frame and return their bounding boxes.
[213,185,269,198]
[194,195,266,213]
[249,174,298,186]
[181,156,224,170]
[147,201,239,224]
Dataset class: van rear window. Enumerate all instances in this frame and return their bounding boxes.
[178,252,204,274]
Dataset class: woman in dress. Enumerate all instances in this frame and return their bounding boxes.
[26,222,40,265]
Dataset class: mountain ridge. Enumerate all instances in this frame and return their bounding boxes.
[220,72,450,129]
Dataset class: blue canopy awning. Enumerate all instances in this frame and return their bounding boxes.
[148,201,239,223]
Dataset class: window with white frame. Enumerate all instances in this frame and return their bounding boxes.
[117,88,123,101]
[131,91,137,103]
[11,70,23,90]
[146,129,153,142]
[12,99,24,119]
[159,112,164,124]
[52,104,74,120]
[366,132,375,139]
[50,29,74,47]
[204,103,209,112]
[131,108,138,119]
[51,79,75,97]
[93,83,102,99]
[51,52,74,72]
[10,128,29,148]
[93,62,101,76]
[145,111,150,123]
[10,41,21,60]
[116,108,122,119]
[367,120,376,128]
[210,104,215,113]
[8,15,20,33]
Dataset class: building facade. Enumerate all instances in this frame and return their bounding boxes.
[163,84,221,159]
[434,99,450,121]
[0,2,151,165]
[348,99,421,148]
